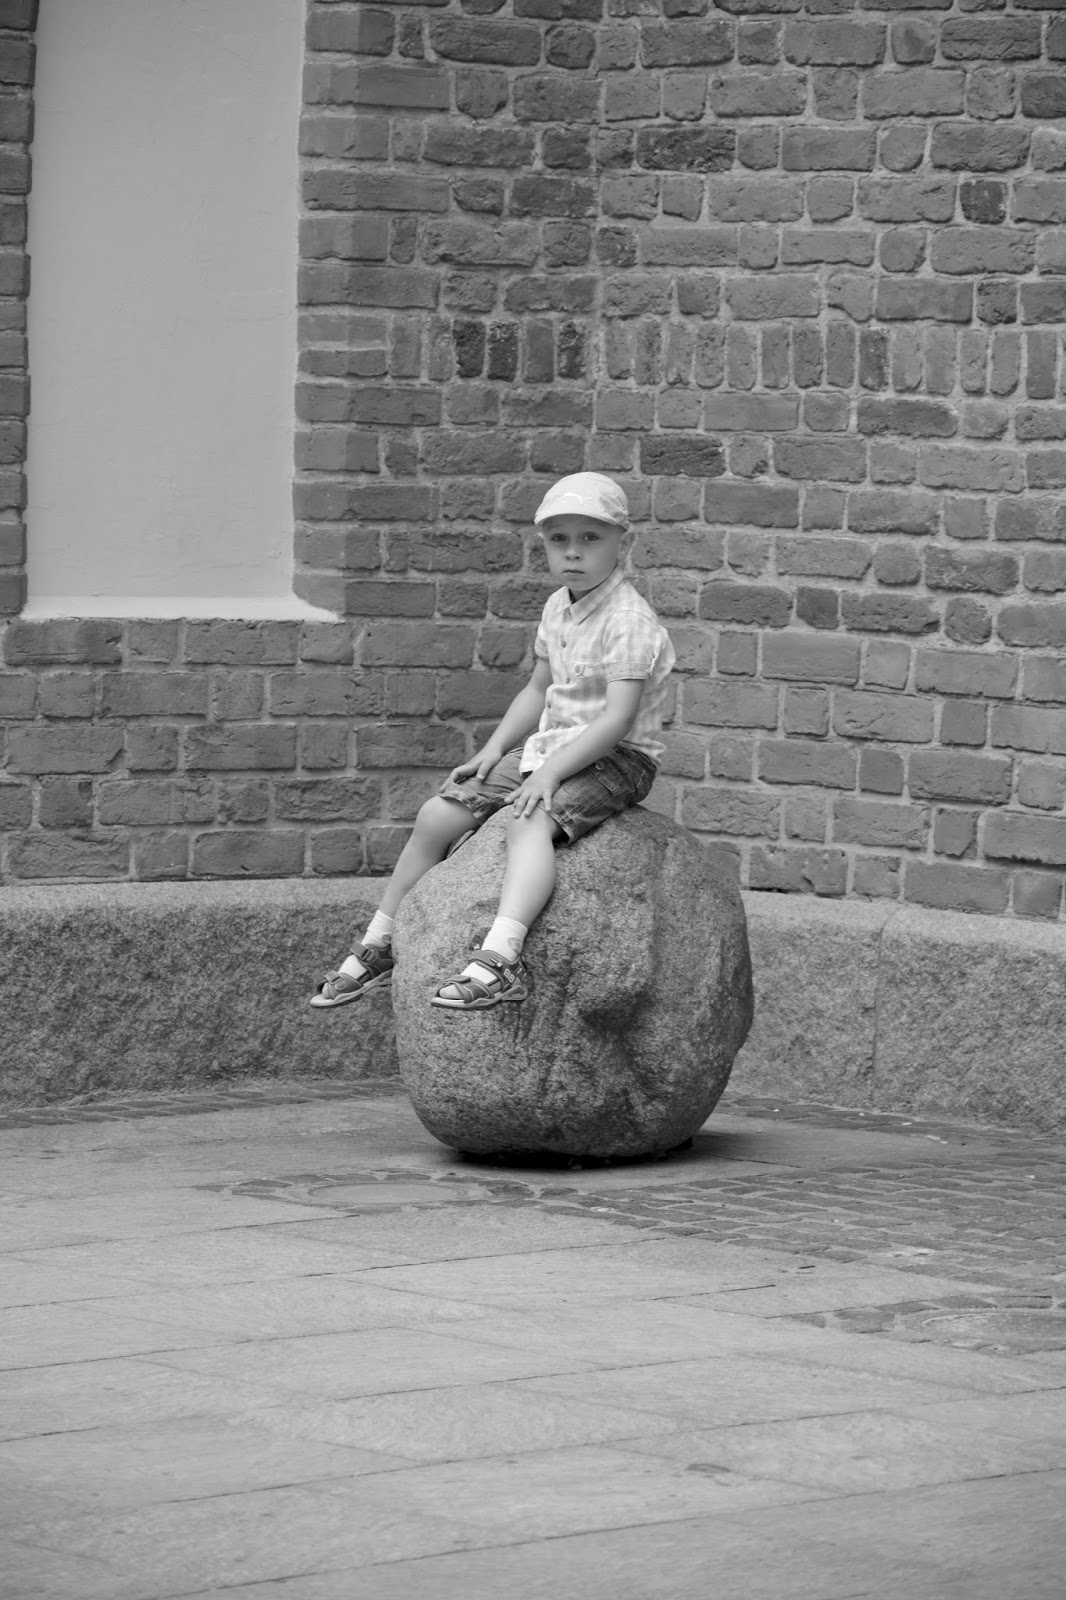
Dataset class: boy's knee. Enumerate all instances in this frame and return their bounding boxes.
[418,795,473,838]
[506,807,561,842]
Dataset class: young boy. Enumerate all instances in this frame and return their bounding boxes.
[310,471,675,1012]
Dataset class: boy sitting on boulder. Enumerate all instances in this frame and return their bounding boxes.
[311,471,676,1013]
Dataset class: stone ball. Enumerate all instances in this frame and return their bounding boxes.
[392,806,754,1160]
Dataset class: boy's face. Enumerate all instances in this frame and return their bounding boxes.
[539,515,626,596]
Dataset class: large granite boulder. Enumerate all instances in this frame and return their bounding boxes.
[392,806,754,1159]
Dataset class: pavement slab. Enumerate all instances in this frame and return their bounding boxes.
[1,1083,1064,1599]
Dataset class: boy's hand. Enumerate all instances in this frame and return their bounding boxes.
[445,748,502,786]
[510,767,560,818]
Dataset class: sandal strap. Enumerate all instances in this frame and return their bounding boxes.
[350,942,392,975]
[467,949,519,980]
[443,974,495,1004]
[437,949,523,1003]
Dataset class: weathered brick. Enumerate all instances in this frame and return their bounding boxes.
[776,538,871,580]
[272,778,382,824]
[856,398,954,438]
[0,669,33,717]
[635,126,735,171]
[98,673,208,718]
[1020,73,1066,121]
[191,831,306,879]
[859,748,905,796]
[995,498,1066,545]
[932,809,978,860]
[997,602,1066,649]
[930,227,1033,276]
[782,127,875,171]
[913,648,1016,701]
[4,620,121,667]
[356,724,466,768]
[641,435,724,476]
[267,671,385,718]
[95,780,215,828]
[904,860,1010,914]
[924,548,1019,596]
[362,624,476,668]
[777,792,826,840]
[698,582,791,627]
[991,704,1066,756]
[940,700,987,747]
[876,279,972,323]
[6,726,123,776]
[1012,870,1063,921]
[7,834,131,883]
[684,680,778,729]
[0,780,31,827]
[759,738,856,788]
[909,751,1013,805]
[984,813,1066,868]
[762,634,861,685]
[1017,759,1066,811]
[641,21,734,66]
[841,593,939,635]
[705,482,799,529]
[833,797,927,849]
[184,727,297,772]
[749,846,848,898]
[834,691,935,743]
[1022,655,1066,704]
[710,69,807,118]
[514,75,602,123]
[873,543,921,586]
[681,787,780,837]
[920,445,1023,494]
[783,21,884,65]
[183,623,299,667]
[774,438,867,483]
[783,687,829,737]
[428,17,541,63]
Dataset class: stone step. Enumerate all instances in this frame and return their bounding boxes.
[3,880,1063,1131]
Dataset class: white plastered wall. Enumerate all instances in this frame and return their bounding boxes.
[24,0,330,618]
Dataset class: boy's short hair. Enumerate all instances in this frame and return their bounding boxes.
[533,472,629,531]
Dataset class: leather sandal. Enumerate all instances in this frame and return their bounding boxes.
[309,943,394,1008]
[430,948,529,1011]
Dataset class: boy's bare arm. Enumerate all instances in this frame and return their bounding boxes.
[509,679,644,817]
[446,658,553,783]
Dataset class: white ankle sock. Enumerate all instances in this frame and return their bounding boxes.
[364,910,396,948]
[339,911,396,980]
[463,916,527,985]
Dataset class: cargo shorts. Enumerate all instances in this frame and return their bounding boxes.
[437,743,657,845]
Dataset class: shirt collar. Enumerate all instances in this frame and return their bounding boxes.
[564,566,626,623]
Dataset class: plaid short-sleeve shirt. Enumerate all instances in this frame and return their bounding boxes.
[521,568,675,773]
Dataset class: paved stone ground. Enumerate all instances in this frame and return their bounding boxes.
[1,1083,1063,1600]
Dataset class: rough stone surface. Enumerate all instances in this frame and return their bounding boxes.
[875,907,1066,1130]
[733,897,1066,1133]
[7,881,1066,1134]
[0,881,397,1104]
[392,808,754,1159]
[733,895,887,1104]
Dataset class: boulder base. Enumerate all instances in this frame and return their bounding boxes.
[392,806,754,1159]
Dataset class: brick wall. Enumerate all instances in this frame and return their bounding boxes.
[0,1,32,616]
[1,0,1065,920]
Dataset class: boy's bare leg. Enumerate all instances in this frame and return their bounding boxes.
[436,808,560,1001]
[496,807,561,928]
[377,796,477,919]
[312,797,475,1004]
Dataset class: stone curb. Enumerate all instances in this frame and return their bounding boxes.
[2,879,1063,1129]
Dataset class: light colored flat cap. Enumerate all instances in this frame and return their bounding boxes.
[533,472,629,530]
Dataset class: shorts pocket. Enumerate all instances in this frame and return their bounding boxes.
[592,755,636,802]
